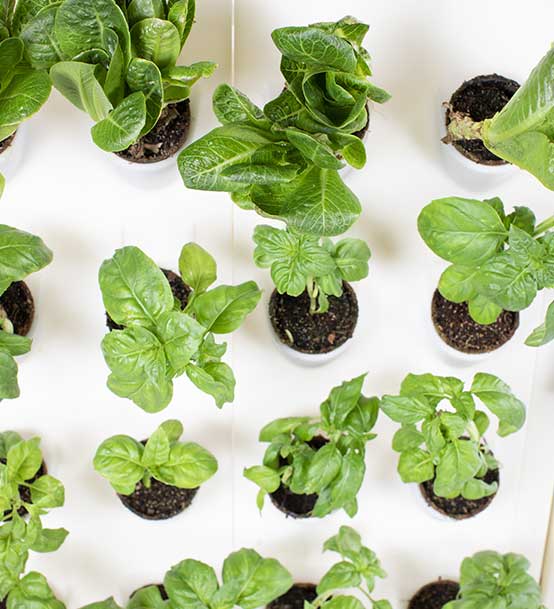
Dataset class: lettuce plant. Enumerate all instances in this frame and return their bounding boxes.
[380,373,526,500]
[418,196,554,346]
[444,551,545,609]
[444,46,554,190]
[244,374,379,517]
[81,548,293,609]
[99,243,261,412]
[254,226,370,313]
[0,432,67,608]
[0,225,53,399]
[179,16,390,238]
[94,419,217,495]
[39,0,215,152]
[309,526,391,609]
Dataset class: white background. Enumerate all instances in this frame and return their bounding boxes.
[1,0,553,607]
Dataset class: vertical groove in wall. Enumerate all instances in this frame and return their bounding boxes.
[541,493,554,603]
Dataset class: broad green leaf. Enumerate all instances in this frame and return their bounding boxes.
[380,395,435,424]
[397,448,434,483]
[131,18,181,69]
[526,299,554,346]
[320,374,366,428]
[438,265,478,303]
[471,373,526,436]
[50,62,112,122]
[185,362,235,407]
[103,43,126,107]
[20,7,62,70]
[467,294,503,325]
[28,474,65,508]
[126,0,164,26]
[243,465,280,494]
[313,450,364,517]
[304,443,342,494]
[167,0,195,45]
[220,163,298,185]
[7,437,42,481]
[91,91,147,152]
[434,440,481,498]
[164,559,218,609]
[166,61,216,87]
[142,424,171,469]
[0,432,23,460]
[179,243,217,293]
[126,58,163,136]
[400,373,463,405]
[156,311,206,374]
[317,562,360,595]
[334,239,371,281]
[191,282,261,333]
[128,585,167,609]
[319,595,365,609]
[28,527,68,554]
[153,442,217,488]
[285,128,344,170]
[0,351,21,399]
[462,478,498,500]
[0,333,31,356]
[0,225,53,285]
[213,84,265,126]
[7,572,65,609]
[418,197,508,266]
[99,246,173,329]
[422,417,446,454]
[259,417,312,442]
[391,426,424,452]
[93,435,144,494]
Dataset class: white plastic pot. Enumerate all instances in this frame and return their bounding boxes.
[410,483,454,523]
[0,126,27,182]
[104,149,181,190]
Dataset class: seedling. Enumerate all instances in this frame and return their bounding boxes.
[418,196,554,346]
[254,226,370,314]
[0,432,67,608]
[80,548,293,609]
[444,551,544,609]
[93,419,217,495]
[244,374,379,518]
[0,225,53,399]
[99,243,261,411]
[444,46,554,189]
[380,372,526,500]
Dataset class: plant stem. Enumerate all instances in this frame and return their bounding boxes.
[142,472,152,489]
[534,215,554,236]
[307,278,318,315]
[442,105,485,143]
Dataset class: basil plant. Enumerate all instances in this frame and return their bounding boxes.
[94,419,217,495]
[36,0,215,152]
[418,196,554,346]
[0,432,68,609]
[380,373,526,500]
[0,225,53,399]
[244,374,379,518]
[99,243,261,412]
[309,526,392,609]
[180,16,390,238]
[253,225,370,314]
[445,551,545,609]
[445,46,554,190]
[0,1,55,193]
[81,548,293,609]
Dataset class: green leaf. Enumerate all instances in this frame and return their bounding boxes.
[179,243,217,293]
[20,6,62,70]
[0,432,23,460]
[93,435,145,495]
[102,327,173,413]
[185,362,235,407]
[317,562,360,595]
[259,417,312,442]
[397,448,434,484]
[7,572,65,609]
[422,417,446,454]
[168,0,195,45]
[0,352,20,399]
[434,440,481,498]
[142,424,171,469]
[29,474,65,508]
[221,548,293,609]
[213,84,265,126]
[153,442,217,488]
[126,0,164,25]
[126,58,163,136]
[28,527,69,554]
[304,443,342,494]
[271,26,357,72]
[191,282,261,334]
[166,61,216,87]
[467,294,503,325]
[418,197,508,266]
[438,265,478,303]
[50,62,113,123]
[99,246,173,329]
[320,595,365,609]
[313,450,364,517]
[321,374,366,428]
[471,373,526,437]
[7,437,42,481]
[164,559,218,609]
[462,478,498,500]
[0,225,53,287]
[334,239,371,281]
[285,129,343,170]
[128,585,168,609]
[157,311,206,374]
[526,300,554,346]
[380,395,435,425]
[391,426,424,452]
[131,18,181,69]
[91,92,147,152]
[243,465,280,494]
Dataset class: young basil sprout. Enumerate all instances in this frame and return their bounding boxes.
[418,196,554,346]
[380,372,526,500]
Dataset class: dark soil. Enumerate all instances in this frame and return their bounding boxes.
[431,290,519,354]
[114,100,191,164]
[106,269,191,331]
[1,460,47,519]
[420,467,499,520]
[0,132,15,155]
[446,74,519,165]
[269,283,358,355]
[270,436,328,518]
[0,281,35,336]
[0,597,5,609]
[408,580,460,609]
[268,584,317,609]
[118,476,198,521]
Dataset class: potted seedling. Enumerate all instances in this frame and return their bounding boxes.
[244,374,379,518]
[269,526,391,609]
[0,3,55,193]
[409,550,545,609]
[80,547,293,609]
[254,226,370,361]
[44,0,215,165]
[443,46,554,190]
[418,196,554,354]
[0,432,68,608]
[0,225,53,399]
[380,372,526,521]
[93,419,217,520]
[180,15,390,221]
[99,242,261,412]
